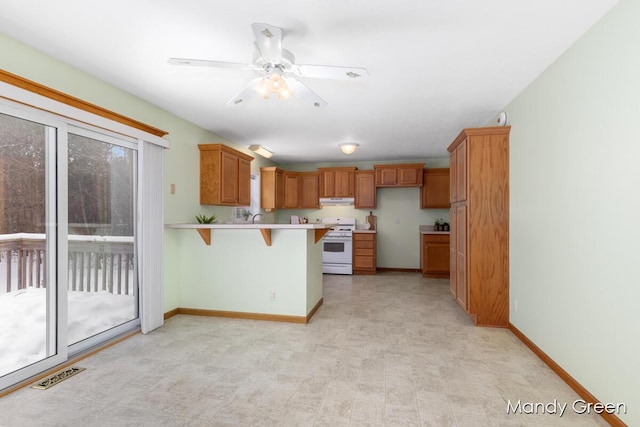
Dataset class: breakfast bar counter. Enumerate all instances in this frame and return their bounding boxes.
[165,223,332,323]
[166,222,331,246]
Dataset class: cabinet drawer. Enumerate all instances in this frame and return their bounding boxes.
[354,233,375,241]
[354,240,374,249]
[354,248,374,257]
[422,234,450,243]
[354,256,375,269]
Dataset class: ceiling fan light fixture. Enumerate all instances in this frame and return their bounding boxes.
[170,23,367,107]
[248,145,273,159]
[339,143,359,155]
[255,79,270,99]
[277,83,292,99]
[254,64,293,100]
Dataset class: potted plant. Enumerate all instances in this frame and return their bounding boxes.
[434,218,441,231]
[195,213,217,224]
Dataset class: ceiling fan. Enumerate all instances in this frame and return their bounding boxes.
[168,23,369,108]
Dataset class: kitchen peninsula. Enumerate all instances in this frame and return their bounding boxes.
[165,223,332,323]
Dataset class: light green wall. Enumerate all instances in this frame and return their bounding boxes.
[278,159,450,268]
[171,228,322,317]
[505,0,638,424]
[0,33,277,312]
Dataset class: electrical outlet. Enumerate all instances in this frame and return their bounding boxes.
[271,290,276,302]
[170,183,176,194]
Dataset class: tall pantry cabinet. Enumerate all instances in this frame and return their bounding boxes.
[448,126,510,327]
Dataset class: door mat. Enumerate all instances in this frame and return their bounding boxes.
[31,366,86,390]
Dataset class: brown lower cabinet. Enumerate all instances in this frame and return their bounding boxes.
[420,233,450,278]
[353,232,376,275]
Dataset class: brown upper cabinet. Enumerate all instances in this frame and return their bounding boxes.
[300,172,320,209]
[260,167,284,212]
[283,171,300,209]
[354,170,376,209]
[318,166,357,198]
[421,168,450,209]
[374,163,425,187]
[198,144,253,206]
[283,171,320,209]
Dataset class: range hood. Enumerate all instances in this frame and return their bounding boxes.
[319,197,355,206]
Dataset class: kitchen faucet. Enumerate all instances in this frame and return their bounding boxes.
[251,213,263,224]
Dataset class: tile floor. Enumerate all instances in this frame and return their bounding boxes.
[0,272,610,426]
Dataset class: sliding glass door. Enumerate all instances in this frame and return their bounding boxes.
[67,129,139,351]
[0,107,141,388]
[0,108,65,387]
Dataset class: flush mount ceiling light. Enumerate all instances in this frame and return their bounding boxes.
[339,143,359,155]
[248,145,273,158]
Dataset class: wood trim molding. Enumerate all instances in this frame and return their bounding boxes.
[306,298,323,322]
[448,125,510,152]
[163,308,179,320]
[166,299,324,325]
[176,307,308,324]
[0,69,167,137]
[509,323,627,427]
[376,267,421,273]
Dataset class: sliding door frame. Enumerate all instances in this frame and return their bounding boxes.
[0,75,166,392]
[66,125,141,356]
[0,103,69,390]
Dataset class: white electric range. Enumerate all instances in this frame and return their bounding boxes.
[321,217,356,275]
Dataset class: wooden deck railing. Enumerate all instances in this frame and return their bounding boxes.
[0,233,135,295]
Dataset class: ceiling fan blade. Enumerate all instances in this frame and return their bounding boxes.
[226,78,263,106]
[168,57,254,71]
[294,64,369,80]
[286,78,327,108]
[251,23,283,63]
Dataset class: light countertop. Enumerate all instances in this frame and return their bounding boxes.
[165,223,332,230]
[419,225,450,235]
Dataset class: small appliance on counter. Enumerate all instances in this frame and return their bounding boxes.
[289,215,308,224]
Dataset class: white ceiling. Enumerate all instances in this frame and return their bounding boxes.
[0,0,618,163]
